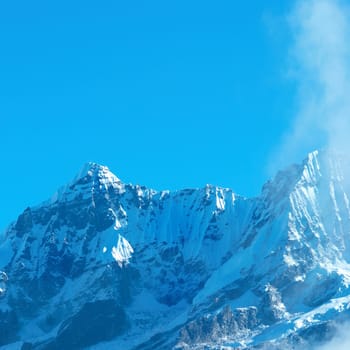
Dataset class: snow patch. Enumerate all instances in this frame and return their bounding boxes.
[109,207,127,231]
[111,234,134,268]
[283,253,298,267]
[0,271,8,297]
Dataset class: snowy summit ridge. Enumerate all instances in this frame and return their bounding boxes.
[50,161,124,205]
[74,161,123,185]
[2,149,350,349]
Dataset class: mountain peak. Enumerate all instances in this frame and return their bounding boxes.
[79,161,107,174]
[48,162,123,204]
[72,161,122,186]
[3,150,350,348]
[75,161,110,177]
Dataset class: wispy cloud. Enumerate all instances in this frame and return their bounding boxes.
[270,0,350,171]
[274,0,350,347]
[315,322,350,350]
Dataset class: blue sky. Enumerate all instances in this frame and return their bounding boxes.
[0,0,316,229]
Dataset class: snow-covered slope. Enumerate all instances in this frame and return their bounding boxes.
[2,150,350,349]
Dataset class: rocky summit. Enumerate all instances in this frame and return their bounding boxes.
[2,150,350,349]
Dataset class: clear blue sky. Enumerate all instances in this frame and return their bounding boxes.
[1,0,303,230]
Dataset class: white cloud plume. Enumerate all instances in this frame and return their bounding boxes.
[315,322,350,350]
[271,0,350,170]
[277,1,350,347]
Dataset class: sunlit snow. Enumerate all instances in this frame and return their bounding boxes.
[111,234,134,268]
[0,271,8,297]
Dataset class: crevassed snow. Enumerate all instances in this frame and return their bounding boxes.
[111,234,134,268]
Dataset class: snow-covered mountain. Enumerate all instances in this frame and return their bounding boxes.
[2,150,350,349]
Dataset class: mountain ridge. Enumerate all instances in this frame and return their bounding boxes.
[2,149,350,349]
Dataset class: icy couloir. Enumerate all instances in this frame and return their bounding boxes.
[2,151,350,349]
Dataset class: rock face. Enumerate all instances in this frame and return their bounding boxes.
[2,150,350,349]
[40,300,128,350]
